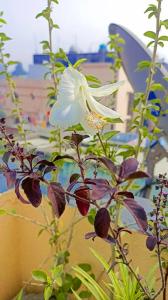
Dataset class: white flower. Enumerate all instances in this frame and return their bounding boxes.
[49,66,123,134]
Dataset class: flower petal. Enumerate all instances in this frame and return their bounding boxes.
[88,81,124,97]
[49,101,84,128]
[87,94,121,119]
[58,66,87,104]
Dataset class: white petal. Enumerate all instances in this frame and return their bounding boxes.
[88,81,124,97]
[87,94,121,119]
[58,66,88,105]
[49,101,84,128]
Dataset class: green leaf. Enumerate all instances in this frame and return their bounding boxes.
[44,286,53,300]
[73,58,87,69]
[79,290,92,298]
[52,0,59,3]
[105,117,123,124]
[151,83,164,91]
[0,18,7,24]
[72,277,82,291]
[85,74,101,85]
[54,276,63,287]
[159,35,168,42]
[0,32,11,41]
[102,131,119,141]
[144,4,157,14]
[15,289,23,300]
[8,61,19,66]
[53,24,60,29]
[32,270,47,282]
[35,12,43,19]
[144,31,156,39]
[57,293,66,300]
[148,12,156,19]
[137,60,151,71]
[78,263,91,272]
[160,19,168,29]
[0,208,7,216]
[87,208,96,225]
[66,123,84,131]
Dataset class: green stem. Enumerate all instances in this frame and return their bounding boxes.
[97,132,107,156]
[135,0,162,159]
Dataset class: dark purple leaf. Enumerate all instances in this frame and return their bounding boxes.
[43,165,57,175]
[85,232,116,244]
[48,182,66,217]
[85,232,97,240]
[84,178,112,200]
[70,173,80,184]
[94,208,111,238]
[34,160,56,170]
[15,178,30,204]
[119,158,138,179]
[74,187,90,216]
[71,133,89,146]
[53,155,75,162]
[124,171,150,181]
[2,151,11,165]
[104,235,116,244]
[99,157,117,173]
[66,180,80,202]
[146,236,157,251]
[22,177,42,207]
[4,169,16,189]
[124,198,148,232]
[116,191,134,199]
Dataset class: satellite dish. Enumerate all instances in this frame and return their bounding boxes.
[109,23,168,134]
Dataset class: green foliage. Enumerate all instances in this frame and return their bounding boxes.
[32,270,47,282]
[15,289,23,300]
[73,249,156,300]
[32,250,94,300]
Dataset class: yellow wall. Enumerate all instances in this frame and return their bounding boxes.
[0,190,166,300]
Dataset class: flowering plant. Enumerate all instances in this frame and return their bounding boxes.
[0,0,168,299]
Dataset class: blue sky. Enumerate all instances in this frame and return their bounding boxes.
[1,0,168,69]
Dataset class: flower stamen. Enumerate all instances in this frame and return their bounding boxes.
[86,111,106,131]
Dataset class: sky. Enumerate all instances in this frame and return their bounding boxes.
[1,0,168,70]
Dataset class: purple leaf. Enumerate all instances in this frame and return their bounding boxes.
[116,191,134,199]
[74,186,90,216]
[104,235,116,244]
[84,178,112,200]
[43,165,57,175]
[34,160,56,171]
[119,158,138,179]
[15,178,30,204]
[66,180,80,202]
[99,157,117,173]
[146,235,157,251]
[70,173,80,184]
[85,232,116,244]
[21,177,42,207]
[124,198,148,232]
[124,171,150,181]
[53,155,75,162]
[4,169,16,189]
[85,232,97,240]
[94,208,111,238]
[71,133,89,146]
[2,151,11,165]
[48,182,66,218]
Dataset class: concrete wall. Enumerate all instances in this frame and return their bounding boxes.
[0,190,166,300]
